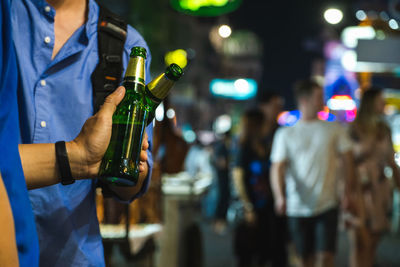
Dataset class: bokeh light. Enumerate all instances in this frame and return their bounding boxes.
[218,24,232,38]
[355,10,367,21]
[324,8,343,24]
[164,49,188,68]
[389,19,399,30]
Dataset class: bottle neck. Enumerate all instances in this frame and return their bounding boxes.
[124,56,146,87]
[146,73,175,101]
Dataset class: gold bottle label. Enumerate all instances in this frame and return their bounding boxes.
[125,57,145,86]
[147,73,174,100]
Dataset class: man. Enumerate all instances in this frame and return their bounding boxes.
[270,80,355,267]
[11,0,153,265]
[1,3,142,264]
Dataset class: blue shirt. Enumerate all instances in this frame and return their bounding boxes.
[11,0,153,266]
[0,0,39,266]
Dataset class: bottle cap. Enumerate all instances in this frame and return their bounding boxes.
[130,46,147,59]
[165,63,183,81]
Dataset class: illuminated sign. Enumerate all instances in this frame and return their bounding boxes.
[327,95,357,110]
[341,26,375,48]
[210,78,257,100]
[170,0,242,16]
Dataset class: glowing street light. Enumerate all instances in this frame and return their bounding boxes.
[355,10,367,21]
[234,78,249,93]
[218,24,232,38]
[166,108,176,119]
[389,19,399,30]
[324,8,343,24]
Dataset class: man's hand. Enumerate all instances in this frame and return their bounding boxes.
[138,133,149,173]
[68,86,149,179]
[67,86,125,178]
[19,86,150,189]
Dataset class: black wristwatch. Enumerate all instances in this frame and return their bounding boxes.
[55,141,75,185]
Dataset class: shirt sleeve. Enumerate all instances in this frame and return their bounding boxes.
[336,124,353,154]
[270,128,288,163]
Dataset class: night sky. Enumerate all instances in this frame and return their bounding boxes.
[228,0,356,107]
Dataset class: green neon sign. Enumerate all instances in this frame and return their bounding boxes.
[170,0,242,16]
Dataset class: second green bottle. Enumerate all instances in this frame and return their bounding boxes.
[99,46,183,187]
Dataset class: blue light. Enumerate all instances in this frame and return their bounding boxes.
[326,113,337,122]
[210,78,258,100]
[277,110,301,126]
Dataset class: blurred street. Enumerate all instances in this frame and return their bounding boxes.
[109,219,400,267]
[203,223,400,267]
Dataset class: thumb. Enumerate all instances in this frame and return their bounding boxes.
[97,86,125,118]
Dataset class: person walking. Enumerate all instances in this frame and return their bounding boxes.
[270,79,355,267]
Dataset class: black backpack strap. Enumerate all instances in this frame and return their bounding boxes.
[91,4,127,113]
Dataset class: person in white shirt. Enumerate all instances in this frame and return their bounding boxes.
[270,79,356,267]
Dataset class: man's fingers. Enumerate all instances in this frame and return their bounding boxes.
[141,132,149,150]
[142,139,149,151]
[139,161,146,172]
[140,150,148,162]
[97,86,125,118]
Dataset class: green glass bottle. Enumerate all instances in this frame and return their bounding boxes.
[144,63,183,126]
[99,46,148,186]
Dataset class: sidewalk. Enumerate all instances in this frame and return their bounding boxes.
[202,222,400,267]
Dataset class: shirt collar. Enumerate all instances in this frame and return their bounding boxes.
[30,0,47,11]
[29,0,98,43]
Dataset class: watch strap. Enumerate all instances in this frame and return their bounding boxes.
[55,141,75,185]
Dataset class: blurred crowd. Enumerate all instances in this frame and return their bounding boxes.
[202,80,400,267]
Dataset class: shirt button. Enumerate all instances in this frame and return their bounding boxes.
[40,80,46,86]
[44,36,51,44]
[40,121,47,128]
[44,6,51,12]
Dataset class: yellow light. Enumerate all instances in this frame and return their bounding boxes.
[332,95,352,100]
[164,49,188,68]
[180,0,229,11]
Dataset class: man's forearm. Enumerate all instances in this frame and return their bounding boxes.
[19,142,86,190]
[271,162,285,200]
